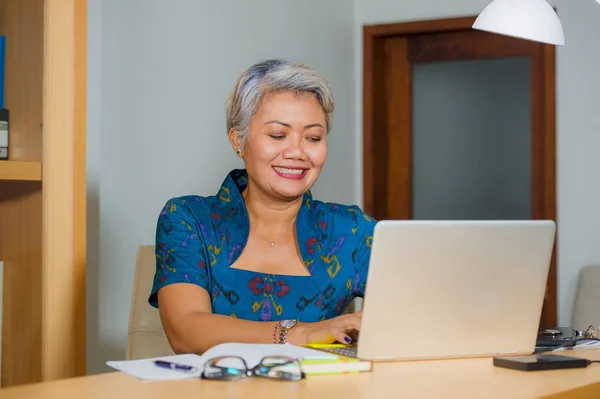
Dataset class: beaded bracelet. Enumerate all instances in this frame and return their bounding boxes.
[273,321,282,344]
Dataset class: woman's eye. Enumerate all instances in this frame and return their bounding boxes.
[307,137,322,142]
[269,134,285,140]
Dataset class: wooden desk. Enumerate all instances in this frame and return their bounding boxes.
[1,349,600,398]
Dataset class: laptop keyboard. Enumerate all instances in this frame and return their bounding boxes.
[318,346,358,358]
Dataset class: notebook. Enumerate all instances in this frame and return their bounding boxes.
[300,352,371,375]
[107,342,372,380]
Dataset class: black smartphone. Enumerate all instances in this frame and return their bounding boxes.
[493,354,589,371]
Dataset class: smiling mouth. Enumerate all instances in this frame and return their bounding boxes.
[273,166,307,175]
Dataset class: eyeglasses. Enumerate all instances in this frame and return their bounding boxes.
[200,356,305,382]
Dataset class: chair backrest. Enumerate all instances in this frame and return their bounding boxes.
[572,265,600,330]
[126,245,175,360]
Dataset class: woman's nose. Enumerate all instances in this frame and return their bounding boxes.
[283,137,306,159]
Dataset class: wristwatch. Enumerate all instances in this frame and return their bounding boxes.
[277,319,298,344]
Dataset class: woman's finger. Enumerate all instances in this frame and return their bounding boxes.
[348,329,360,342]
[342,316,362,332]
[330,326,353,344]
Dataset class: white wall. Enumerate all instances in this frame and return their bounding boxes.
[354,0,600,327]
[86,0,355,374]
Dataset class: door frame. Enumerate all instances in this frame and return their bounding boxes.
[362,16,558,326]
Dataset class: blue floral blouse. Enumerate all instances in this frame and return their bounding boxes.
[148,169,376,322]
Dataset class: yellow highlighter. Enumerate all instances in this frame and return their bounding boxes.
[303,343,354,349]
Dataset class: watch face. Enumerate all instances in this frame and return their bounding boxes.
[280,319,297,329]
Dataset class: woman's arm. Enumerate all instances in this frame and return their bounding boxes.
[152,198,281,354]
[158,283,362,354]
[158,283,278,354]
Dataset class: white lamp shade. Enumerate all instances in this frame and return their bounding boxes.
[473,0,565,46]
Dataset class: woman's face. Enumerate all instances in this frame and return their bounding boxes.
[233,90,328,201]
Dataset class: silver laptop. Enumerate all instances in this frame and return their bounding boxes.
[328,220,556,362]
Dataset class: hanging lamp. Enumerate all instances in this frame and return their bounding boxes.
[473,0,565,46]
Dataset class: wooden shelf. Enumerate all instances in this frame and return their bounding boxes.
[0,0,87,386]
[0,161,43,181]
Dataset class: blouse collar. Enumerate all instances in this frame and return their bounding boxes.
[215,169,321,270]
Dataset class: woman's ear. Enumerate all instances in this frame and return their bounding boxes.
[228,128,243,156]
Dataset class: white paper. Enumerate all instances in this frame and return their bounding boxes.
[107,353,204,380]
[106,343,338,381]
[552,340,600,351]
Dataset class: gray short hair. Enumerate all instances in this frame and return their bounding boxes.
[226,59,335,149]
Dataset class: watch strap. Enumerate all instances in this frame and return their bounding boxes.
[275,320,298,344]
[277,324,289,344]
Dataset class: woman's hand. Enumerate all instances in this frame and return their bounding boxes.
[288,311,362,345]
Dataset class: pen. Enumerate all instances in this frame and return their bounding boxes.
[153,360,198,373]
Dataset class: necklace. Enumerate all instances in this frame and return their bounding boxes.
[249,216,295,247]
[254,227,288,247]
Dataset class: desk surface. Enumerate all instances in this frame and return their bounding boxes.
[1,349,600,399]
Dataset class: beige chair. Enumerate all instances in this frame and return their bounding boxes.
[571,265,600,330]
[126,245,175,360]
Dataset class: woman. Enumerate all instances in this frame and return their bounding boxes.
[149,59,377,354]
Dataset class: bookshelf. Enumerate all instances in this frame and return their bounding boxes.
[0,0,86,387]
[0,161,42,181]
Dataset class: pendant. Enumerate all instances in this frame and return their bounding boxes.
[270,242,275,247]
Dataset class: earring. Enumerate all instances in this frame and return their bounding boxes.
[235,149,242,156]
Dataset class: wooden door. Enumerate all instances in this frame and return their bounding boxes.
[362,16,557,327]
